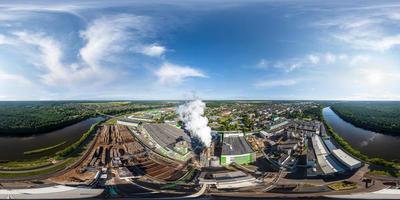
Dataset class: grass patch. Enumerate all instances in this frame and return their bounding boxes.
[55,121,102,158]
[0,158,52,171]
[104,118,117,125]
[0,120,102,176]
[24,141,67,155]
[328,181,357,191]
[368,170,400,178]
[0,157,76,179]
[177,167,196,182]
[323,117,400,170]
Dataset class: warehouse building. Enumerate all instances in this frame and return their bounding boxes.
[220,132,256,165]
[323,139,362,170]
[311,135,345,175]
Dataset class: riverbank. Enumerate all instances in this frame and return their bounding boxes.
[322,107,399,177]
[0,114,95,136]
[0,120,104,179]
[24,141,67,155]
[0,117,104,161]
[0,101,173,136]
[330,102,400,136]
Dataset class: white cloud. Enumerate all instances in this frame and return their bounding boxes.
[155,62,206,84]
[273,60,302,72]
[316,10,400,51]
[308,54,320,64]
[0,34,5,44]
[80,14,148,67]
[324,53,336,63]
[0,34,13,45]
[11,14,152,87]
[255,79,298,88]
[264,52,349,72]
[14,31,109,87]
[0,11,203,99]
[0,71,41,100]
[141,44,166,57]
[258,52,375,75]
[349,55,370,65]
[13,31,69,84]
[334,32,400,51]
[0,71,31,85]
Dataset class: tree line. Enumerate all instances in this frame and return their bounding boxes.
[331,101,400,135]
[0,101,175,135]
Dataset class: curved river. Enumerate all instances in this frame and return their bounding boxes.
[323,107,400,162]
[0,117,104,161]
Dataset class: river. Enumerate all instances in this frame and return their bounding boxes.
[322,107,400,162]
[0,117,104,161]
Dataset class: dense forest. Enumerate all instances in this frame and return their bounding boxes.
[331,101,400,135]
[0,101,175,135]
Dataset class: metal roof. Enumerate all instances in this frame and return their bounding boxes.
[311,135,337,175]
[143,123,190,148]
[332,149,361,169]
[221,134,254,155]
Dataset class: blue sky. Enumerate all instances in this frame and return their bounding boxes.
[0,0,400,100]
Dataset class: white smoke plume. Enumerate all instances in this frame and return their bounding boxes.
[178,99,212,147]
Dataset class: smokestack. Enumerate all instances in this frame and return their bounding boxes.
[177,99,212,147]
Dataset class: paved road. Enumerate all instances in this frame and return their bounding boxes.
[326,188,400,199]
[0,185,104,199]
[184,184,207,198]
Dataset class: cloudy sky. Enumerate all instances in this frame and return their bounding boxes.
[0,0,399,100]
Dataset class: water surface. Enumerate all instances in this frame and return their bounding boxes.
[323,107,400,162]
[0,117,104,161]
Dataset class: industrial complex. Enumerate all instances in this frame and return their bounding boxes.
[0,102,398,199]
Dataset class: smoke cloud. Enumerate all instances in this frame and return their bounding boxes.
[178,99,212,147]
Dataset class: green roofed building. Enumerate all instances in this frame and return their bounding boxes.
[220,132,256,165]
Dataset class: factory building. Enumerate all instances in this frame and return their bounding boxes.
[220,132,256,165]
[140,123,192,162]
[311,135,345,175]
